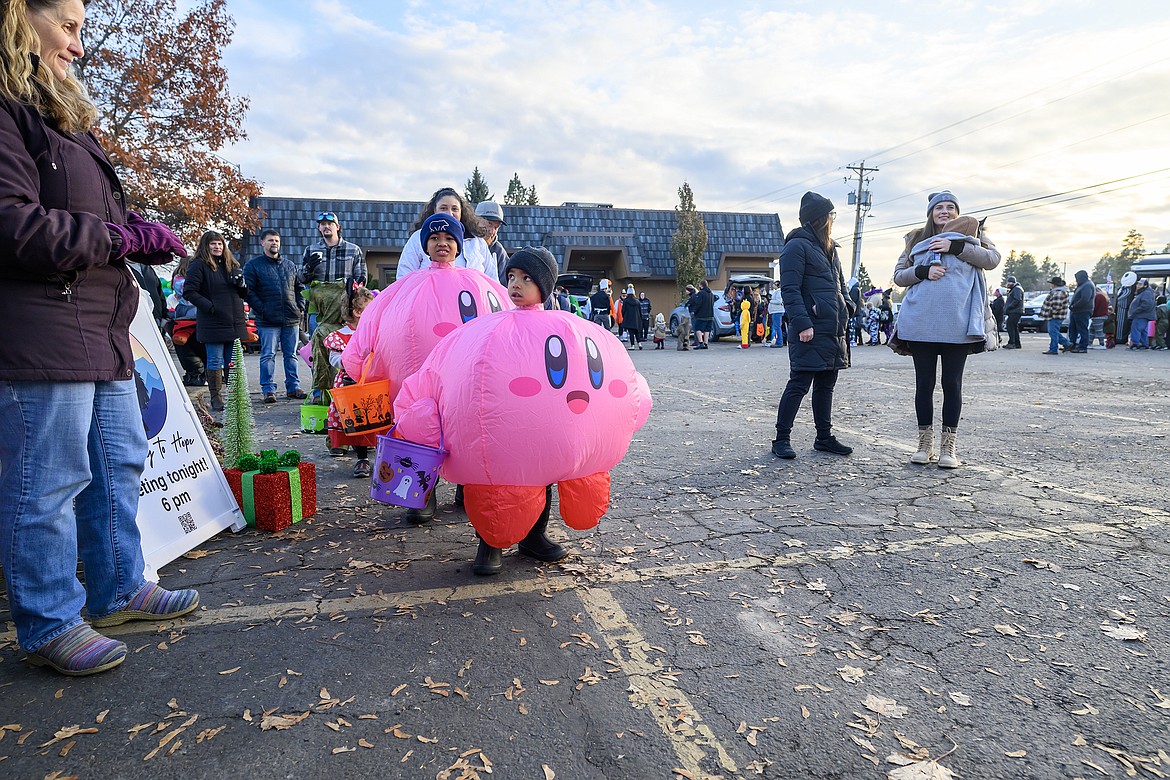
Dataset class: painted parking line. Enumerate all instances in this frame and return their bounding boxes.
[13,516,1156,646]
[5,516,1159,773]
[578,586,739,776]
[656,383,730,404]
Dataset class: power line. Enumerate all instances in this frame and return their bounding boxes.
[858,41,1170,167]
[859,167,1170,239]
[875,110,1170,210]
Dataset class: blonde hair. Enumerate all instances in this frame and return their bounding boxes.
[0,0,98,133]
[344,286,374,324]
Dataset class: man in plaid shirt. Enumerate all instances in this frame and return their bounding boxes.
[300,211,366,332]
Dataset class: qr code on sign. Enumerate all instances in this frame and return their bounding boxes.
[178,512,196,534]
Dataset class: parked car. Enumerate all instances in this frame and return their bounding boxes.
[1018,293,1069,333]
[669,274,776,340]
[556,273,593,319]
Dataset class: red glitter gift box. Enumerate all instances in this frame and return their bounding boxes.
[224,460,317,532]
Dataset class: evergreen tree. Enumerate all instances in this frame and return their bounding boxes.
[857,263,872,292]
[1038,256,1061,282]
[464,167,492,204]
[526,184,540,206]
[670,182,708,299]
[221,339,257,465]
[504,173,528,206]
[1003,250,1042,290]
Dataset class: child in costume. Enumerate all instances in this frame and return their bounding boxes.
[739,297,752,349]
[866,302,881,345]
[652,313,667,349]
[343,213,511,522]
[323,286,377,478]
[394,247,652,576]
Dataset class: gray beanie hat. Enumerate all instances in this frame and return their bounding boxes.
[505,246,559,302]
[927,191,959,215]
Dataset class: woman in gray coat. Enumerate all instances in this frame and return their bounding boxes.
[771,192,853,459]
[892,191,1000,468]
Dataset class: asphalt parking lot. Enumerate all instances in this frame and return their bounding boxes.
[2,330,1167,780]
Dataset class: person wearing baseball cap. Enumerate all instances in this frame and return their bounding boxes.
[1002,275,1024,348]
[474,201,509,283]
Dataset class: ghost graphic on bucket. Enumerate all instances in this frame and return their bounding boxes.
[392,475,413,500]
[394,308,652,548]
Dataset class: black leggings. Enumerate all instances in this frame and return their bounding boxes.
[909,342,969,427]
[774,369,839,440]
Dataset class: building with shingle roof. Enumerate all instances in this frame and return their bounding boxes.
[242,196,785,315]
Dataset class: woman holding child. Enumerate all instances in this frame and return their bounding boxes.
[891,191,1001,469]
[395,187,497,280]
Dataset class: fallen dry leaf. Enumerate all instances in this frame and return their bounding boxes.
[259,711,311,731]
[543,764,555,780]
[1100,624,1147,641]
[887,759,956,780]
[218,666,241,675]
[1005,750,1026,758]
[838,666,865,684]
[864,695,908,719]
[949,692,972,707]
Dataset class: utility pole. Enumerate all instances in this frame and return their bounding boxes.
[845,161,878,281]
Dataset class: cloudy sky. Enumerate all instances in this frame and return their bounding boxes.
[220,0,1170,284]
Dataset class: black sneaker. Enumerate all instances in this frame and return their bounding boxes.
[813,437,853,456]
[352,459,371,479]
[771,439,796,459]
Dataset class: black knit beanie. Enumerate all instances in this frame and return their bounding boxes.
[799,191,834,225]
[505,247,559,302]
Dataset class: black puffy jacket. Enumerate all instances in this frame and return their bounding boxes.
[780,227,852,372]
[243,254,304,327]
[183,258,249,343]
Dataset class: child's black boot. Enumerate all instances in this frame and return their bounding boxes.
[404,489,436,525]
[473,537,503,575]
[518,487,567,562]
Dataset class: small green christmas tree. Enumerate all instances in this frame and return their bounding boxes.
[221,339,257,465]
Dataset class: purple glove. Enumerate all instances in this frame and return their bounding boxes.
[106,212,188,263]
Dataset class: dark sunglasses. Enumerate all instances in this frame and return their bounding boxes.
[316,212,337,223]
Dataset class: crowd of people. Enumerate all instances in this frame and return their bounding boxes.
[4,2,1164,682]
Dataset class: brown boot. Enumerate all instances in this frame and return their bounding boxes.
[207,369,224,411]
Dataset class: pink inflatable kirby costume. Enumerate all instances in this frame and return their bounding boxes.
[394,308,652,548]
[341,213,511,402]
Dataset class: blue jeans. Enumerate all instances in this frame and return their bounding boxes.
[1068,311,1090,350]
[1047,319,1069,352]
[259,324,301,394]
[0,380,148,651]
[1131,318,1151,347]
[770,313,785,344]
[204,341,230,371]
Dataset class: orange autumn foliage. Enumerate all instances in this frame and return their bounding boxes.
[76,0,263,245]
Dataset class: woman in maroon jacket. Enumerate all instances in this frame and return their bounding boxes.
[0,0,200,676]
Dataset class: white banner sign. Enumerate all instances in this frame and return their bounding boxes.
[130,291,245,580]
